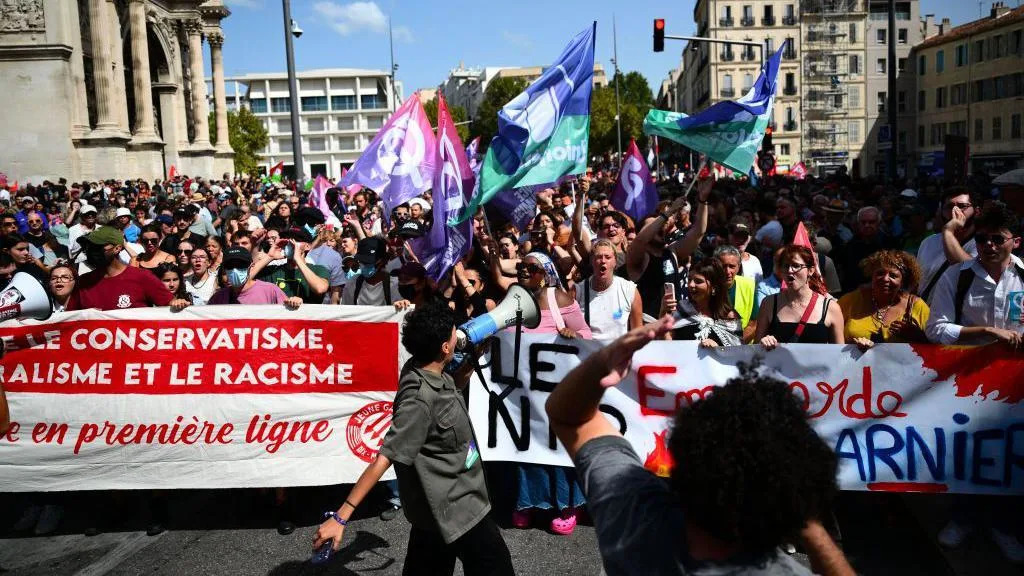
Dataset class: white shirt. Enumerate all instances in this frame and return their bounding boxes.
[185,272,218,306]
[917,232,977,297]
[740,252,763,286]
[925,254,1024,345]
[575,275,636,343]
[67,222,94,263]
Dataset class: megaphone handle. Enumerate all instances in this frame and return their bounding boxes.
[512,310,524,380]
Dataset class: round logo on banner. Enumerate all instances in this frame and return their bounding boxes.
[347,401,394,463]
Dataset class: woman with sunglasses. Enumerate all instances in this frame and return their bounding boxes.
[755,245,845,350]
[511,252,591,535]
[133,224,176,271]
[176,240,195,277]
[49,263,77,313]
[838,250,930,350]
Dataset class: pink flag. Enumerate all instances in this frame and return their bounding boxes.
[340,94,437,216]
[307,174,332,220]
[783,221,823,293]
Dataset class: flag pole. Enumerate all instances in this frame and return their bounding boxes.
[682,158,708,197]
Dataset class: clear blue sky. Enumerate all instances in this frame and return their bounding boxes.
[220,0,996,99]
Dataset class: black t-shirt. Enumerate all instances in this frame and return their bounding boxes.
[636,248,688,319]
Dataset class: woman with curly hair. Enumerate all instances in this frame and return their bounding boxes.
[838,250,930,350]
[755,244,845,350]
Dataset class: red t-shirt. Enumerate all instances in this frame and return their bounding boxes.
[67,265,174,311]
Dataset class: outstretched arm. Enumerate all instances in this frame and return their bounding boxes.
[801,520,857,576]
[668,176,712,263]
[546,315,674,459]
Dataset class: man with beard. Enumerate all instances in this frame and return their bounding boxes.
[66,226,189,311]
[626,177,712,319]
[918,187,978,300]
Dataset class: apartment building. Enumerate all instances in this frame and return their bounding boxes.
[439,64,608,121]
[863,0,924,177]
[225,69,402,180]
[690,0,805,172]
[911,3,1024,177]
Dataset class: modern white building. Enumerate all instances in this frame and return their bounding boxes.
[222,68,403,180]
[439,63,608,120]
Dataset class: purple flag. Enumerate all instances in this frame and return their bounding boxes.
[492,184,540,232]
[307,174,331,218]
[611,139,658,222]
[340,95,437,217]
[418,96,475,281]
[466,136,481,176]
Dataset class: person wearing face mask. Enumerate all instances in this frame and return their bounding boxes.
[66,226,189,312]
[341,237,401,307]
[298,207,344,305]
[251,228,330,303]
[391,261,436,310]
[209,247,301,308]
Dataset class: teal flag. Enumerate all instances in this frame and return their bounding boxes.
[643,45,784,174]
[453,24,595,224]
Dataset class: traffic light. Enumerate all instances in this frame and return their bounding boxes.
[762,125,773,152]
[654,19,665,52]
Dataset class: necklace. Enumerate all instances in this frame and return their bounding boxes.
[191,272,211,290]
[871,292,898,323]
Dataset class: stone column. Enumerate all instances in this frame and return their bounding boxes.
[87,0,118,133]
[106,0,130,133]
[208,32,231,152]
[127,0,158,140]
[184,19,211,147]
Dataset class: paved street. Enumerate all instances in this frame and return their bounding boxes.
[0,488,1019,575]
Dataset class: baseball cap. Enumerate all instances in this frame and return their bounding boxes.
[394,220,426,239]
[279,227,313,244]
[294,206,326,227]
[80,204,98,215]
[391,261,426,279]
[155,214,173,225]
[222,246,253,269]
[174,208,191,221]
[79,225,124,247]
[20,196,35,205]
[728,217,751,235]
[355,237,387,265]
[115,207,132,218]
[899,188,918,198]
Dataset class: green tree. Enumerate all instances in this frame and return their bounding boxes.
[472,76,527,148]
[588,71,655,158]
[209,107,269,176]
[423,97,471,143]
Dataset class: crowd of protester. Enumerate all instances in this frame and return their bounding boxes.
[1,160,1022,568]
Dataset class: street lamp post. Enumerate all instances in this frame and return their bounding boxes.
[282,0,304,185]
[612,14,623,164]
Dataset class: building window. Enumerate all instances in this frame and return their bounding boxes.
[930,123,945,146]
[848,86,860,108]
[917,125,925,147]
[276,118,290,133]
[742,4,753,25]
[898,131,907,154]
[917,90,925,111]
[308,137,326,152]
[249,99,267,114]
[994,34,1006,58]
[335,116,355,130]
[849,54,860,74]
[935,87,946,108]
[936,50,945,73]
[779,144,790,155]
[973,40,985,63]
[306,117,325,132]
[956,44,968,66]
[766,37,775,52]
[876,28,887,44]
[1013,30,1022,55]
[950,121,966,137]
[918,55,926,75]
[849,23,857,43]
[1012,114,1022,139]
[898,91,906,112]
[974,118,983,141]
[951,83,965,106]
[271,97,291,113]
[784,72,794,91]
[366,116,385,130]
[279,138,293,153]
[993,116,1002,140]
[300,96,328,112]
[898,58,907,73]
[876,58,887,74]
[849,120,860,143]
[877,91,886,113]
[337,136,357,150]
[331,95,357,110]
[360,94,384,109]
[744,73,754,91]
[897,29,907,44]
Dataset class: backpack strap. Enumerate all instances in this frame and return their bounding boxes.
[353,275,364,304]
[383,276,392,305]
[954,267,975,326]
[583,279,591,325]
[921,261,952,301]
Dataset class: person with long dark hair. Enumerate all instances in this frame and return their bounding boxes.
[661,258,743,347]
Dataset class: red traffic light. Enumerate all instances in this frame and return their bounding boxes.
[654,19,665,52]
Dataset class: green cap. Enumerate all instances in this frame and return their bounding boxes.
[79,225,125,248]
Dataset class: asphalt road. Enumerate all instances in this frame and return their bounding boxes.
[0,488,1019,575]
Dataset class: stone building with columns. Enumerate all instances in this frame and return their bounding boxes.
[0,0,234,183]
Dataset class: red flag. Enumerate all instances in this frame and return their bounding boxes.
[791,162,807,180]
[167,165,177,180]
[268,161,284,182]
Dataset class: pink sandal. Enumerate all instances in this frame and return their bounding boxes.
[550,510,577,535]
[511,509,531,529]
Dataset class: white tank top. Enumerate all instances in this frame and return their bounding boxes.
[576,275,636,343]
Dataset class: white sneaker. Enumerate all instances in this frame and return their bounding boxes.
[990,528,1024,565]
[937,520,974,548]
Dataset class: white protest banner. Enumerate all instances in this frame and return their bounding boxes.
[467,332,1024,495]
[0,305,407,492]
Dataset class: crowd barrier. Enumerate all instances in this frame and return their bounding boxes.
[1,307,1021,495]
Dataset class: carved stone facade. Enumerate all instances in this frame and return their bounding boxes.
[0,0,234,182]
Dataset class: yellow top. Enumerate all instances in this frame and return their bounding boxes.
[838,288,931,343]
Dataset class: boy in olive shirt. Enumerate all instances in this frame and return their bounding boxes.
[250,227,329,303]
[314,302,513,575]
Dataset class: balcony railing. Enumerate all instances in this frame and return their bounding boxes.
[785,120,798,131]
[782,15,797,25]
[801,0,863,16]
[720,50,735,61]
[720,87,736,97]
[719,17,734,27]
[784,49,798,60]
[741,17,755,26]
[741,49,757,61]
[762,16,776,26]
[784,85,798,96]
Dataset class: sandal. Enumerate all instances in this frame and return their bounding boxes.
[511,509,531,529]
[550,510,577,535]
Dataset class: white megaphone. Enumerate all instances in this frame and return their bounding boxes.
[0,272,52,322]
[456,284,540,350]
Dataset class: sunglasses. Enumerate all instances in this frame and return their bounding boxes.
[141,237,160,244]
[177,249,193,255]
[516,262,544,275]
[974,233,1015,246]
